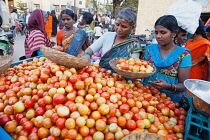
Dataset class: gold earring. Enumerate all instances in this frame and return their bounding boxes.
[174,38,178,44]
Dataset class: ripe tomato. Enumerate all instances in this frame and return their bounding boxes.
[56,118,66,129]
[117,116,126,127]
[24,99,35,108]
[23,121,33,131]
[69,75,78,84]
[0,114,11,126]
[107,116,118,125]
[53,93,65,104]
[126,120,136,130]
[35,107,46,116]
[119,104,130,113]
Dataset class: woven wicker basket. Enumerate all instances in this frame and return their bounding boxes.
[122,132,166,140]
[40,46,90,69]
[109,57,156,79]
[0,55,12,76]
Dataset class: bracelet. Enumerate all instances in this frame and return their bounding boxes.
[172,84,176,93]
[84,52,91,56]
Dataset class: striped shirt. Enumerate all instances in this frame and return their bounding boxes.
[25,30,52,58]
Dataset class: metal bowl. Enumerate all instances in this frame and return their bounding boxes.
[184,79,210,114]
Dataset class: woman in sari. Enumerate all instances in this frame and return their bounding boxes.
[56,9,87,57]
[185,20,210,81]
[143,15,192,103]
[24,9,54,59]
[81,8,142,70]
[174,27,188,46]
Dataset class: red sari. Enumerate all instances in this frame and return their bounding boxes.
[185,38,210,80]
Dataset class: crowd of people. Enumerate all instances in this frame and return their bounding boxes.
[0,7,210,105]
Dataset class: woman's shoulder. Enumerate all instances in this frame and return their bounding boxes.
[146,44,158,50]
[29,30,44,37]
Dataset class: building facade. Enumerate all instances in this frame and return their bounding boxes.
[135,0,210,35]
[3,0,86,15]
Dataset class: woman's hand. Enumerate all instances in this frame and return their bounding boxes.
[81,55,91,61]
[51,41,56,47]
[149,78,171,90]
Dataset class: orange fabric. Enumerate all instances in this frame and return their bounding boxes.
[45,15,52,34]
[56,30,65,44]
[185,38,210,80]
[46,32,51,38]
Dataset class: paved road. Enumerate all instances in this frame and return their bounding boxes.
[12,34,56,62]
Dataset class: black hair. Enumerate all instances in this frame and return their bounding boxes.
[155,15,178,33]
[73,13,77,22]
[0,15,2,27]
[195,20,207,39]
[12,9,17,13]
[178,27,187,34]
[82,12,93,24]
[60,9,75,20]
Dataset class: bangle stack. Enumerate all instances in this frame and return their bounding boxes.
[84,52,91,56]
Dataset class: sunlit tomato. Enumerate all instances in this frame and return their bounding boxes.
[35,107,46,116]
[119,104,130,113]
[28,132,39,140]
[91,111,101,120]
[89,102,98,111]
[40,74,49,82]
[4,120,17,133]
[23,121,33,131]
[69,75,78,84]
[38,127,50,138]
[53,93,65,104]
[85,67,93,73]
[117,116,126,127]
[37,98,46,107]
[68,129,78,139]
[126,120,136,130]
[24,98,35,108]
[30,127,38,134]
[56,118,66,129]
[79,126,89,137]
[148,124,158,133]
[107,116,118,125]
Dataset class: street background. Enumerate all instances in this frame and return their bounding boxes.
[12,35,56,62]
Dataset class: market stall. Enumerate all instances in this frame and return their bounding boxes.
[0,46,208,140]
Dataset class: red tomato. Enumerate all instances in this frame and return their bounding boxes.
[23,121,33,131]
[0,114,11,126]
[24,99,35,108]
[126,120,136,130]
[35,107,46,116]
[56,118,66,129]
[107,117,118,125]
[69,75,78,84]
[53,93,65,104]
[119,104,130,113]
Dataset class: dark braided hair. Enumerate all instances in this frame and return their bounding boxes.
[195,20,207,39]
[155,15,178,33]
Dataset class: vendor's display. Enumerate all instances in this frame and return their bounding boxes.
[109,58,156,79]
[0,57,186,140]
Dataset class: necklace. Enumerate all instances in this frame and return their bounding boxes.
[63,27,75,37]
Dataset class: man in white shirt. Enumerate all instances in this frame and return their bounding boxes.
[10,9,18,30]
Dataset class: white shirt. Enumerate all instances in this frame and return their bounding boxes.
[94,26,103,37]
[90,32,140,58]
[111,19,115,25]
[10,12,18,26]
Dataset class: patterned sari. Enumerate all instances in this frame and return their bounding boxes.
[99,37,142,71]
[143,44,192,102]
[57,29,87,57]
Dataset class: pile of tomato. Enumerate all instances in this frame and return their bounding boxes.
[0,57,186,140]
